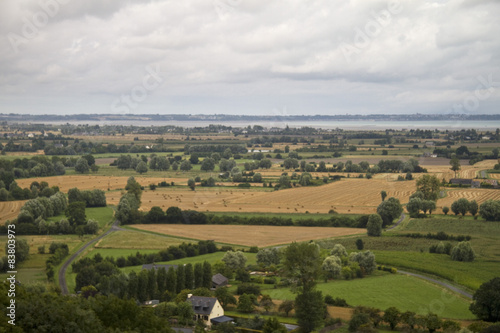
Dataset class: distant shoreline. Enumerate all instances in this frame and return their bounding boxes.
[1,113,500,130]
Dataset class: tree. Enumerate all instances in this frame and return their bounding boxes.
[202,261,212,289]
[263,317,287,333]
[451,241,476,262]
[295,290,325,333]
[283,242,321,292]
[177,301,195,325]
[256,248,281,267]
[135,161,148,174]
[469,200,479,217]
[215,286,236,309]
[470,277,500,322]
[479,200,500,221]
[180,160,192,172]
[188,179,196,191]
[348,313,371,332]
[253,173,262,183]
[452,198,470,216]
[330,244,348,257]
[376,197,403,226]
[383,307,401,330]
[189,153,199,165]
[75,158,90,174]
[222,251,247,271]
[367,214,382,237]
[424,313,442,333]
[6,238,30,264]
[200,158,215,172]
[125,176,142,204]
[279,300,295,317]
[355,239,364,250]
[260,294,275,313]
[322,256,342,280]
[194,263,203,289]
[350,251,377,274]
[380,190,387,202]
[66,201,86,226]
[298,172,313,186]
[450,158,461,178]
[237,293,255,313]
[416,174,441,201]
[278,175,291,189]
[442,206,450,215]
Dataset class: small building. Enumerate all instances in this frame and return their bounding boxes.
[186,295,227,328]
[450,179,472,186]
[482,179,499,188]
[144,300,160,306]
[141,264,178,271]
[471,180,481,188]
[212,273,228,289]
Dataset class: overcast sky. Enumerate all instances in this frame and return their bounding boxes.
[0,0,499,116]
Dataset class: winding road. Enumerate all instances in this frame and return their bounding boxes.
[59,220,122,295]
[398,270,473,299]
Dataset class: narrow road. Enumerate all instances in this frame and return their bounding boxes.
[386,213,406,230]
[59,220,121,295]
[398,269,473,299]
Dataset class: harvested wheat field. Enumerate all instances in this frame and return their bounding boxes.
[0,200,26,224]
[130,224,365,247]
[16,175,188,193]
[108,178,416,215]
[437,188,500,208]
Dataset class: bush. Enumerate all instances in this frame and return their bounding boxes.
[324,295,349,307]
[451,241,476,262]
[236,283,261,296]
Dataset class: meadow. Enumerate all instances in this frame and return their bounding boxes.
[266,272,474,320]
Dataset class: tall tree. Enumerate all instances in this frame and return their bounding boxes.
[194,263,203,289]
[184,263,194,290]
[166,266,177,295]
[156,267,167,296]
[202,261,212,289]
[380,190,387,202]
[450,158,461,178]
[416,174,441,201]
[125,176,142,205]
[176,265,185,293]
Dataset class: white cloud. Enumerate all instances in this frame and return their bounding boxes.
[0,0,499,115]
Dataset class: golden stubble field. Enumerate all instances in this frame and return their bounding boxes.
[130,224,366,247]
[0,200,26,224]
[16,175,188,193]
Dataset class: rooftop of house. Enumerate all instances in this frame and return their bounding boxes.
[212,273,228,286]
[187,295,218,315]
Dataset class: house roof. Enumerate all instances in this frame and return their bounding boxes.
[187,296,218,315]
[210,316,233,324]
[450,178,472,185]
[212,273,228,286]
[142,264,178,271]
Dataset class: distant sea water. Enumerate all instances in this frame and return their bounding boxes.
[41,119,500,130]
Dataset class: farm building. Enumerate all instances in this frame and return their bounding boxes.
[186,294,231,328]
[450,179,473,186]
[211,273,228,289]
[141,264,178,271]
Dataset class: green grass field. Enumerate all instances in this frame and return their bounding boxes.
[267,272,474,320]
[46,206,115,229]
[374,251,499,291]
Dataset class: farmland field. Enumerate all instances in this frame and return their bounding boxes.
[16,175,189,192]
[129,224,366,247]
[267,273,474,320]
[0,200,26,224]
[94,230,187,249]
